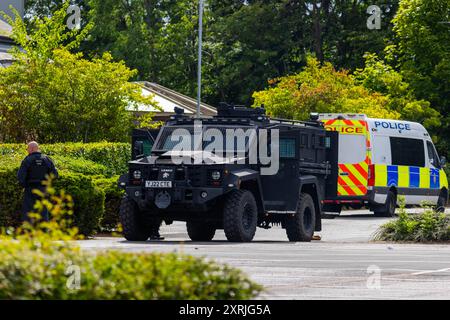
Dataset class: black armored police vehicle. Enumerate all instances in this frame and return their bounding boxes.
[118,104,338,242]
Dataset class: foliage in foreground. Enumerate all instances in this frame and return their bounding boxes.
[373,202,450,242]
[0,184,262,300]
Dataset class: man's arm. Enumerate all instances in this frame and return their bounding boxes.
[17,158,29,188]
[47,157,59,179]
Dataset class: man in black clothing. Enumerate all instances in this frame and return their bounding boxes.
[17,141,58,222]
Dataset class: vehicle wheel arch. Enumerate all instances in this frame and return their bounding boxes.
[388,186,399,205]
[389,186,398,196]
[240,179,265,218]
[300,182,322,232]
[440,187,448,200]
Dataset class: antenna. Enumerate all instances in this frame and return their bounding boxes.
[196,0,204,118]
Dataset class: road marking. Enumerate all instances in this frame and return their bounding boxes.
[411,268,450,276]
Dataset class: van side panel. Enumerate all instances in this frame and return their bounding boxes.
[420,167,430,189]
[375,165,387,186]
[398,166,410,188]
[440,169,449,190]
[372,165,444,205]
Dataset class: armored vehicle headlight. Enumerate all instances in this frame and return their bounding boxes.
[211,171,221,180]
[133,170,142,180]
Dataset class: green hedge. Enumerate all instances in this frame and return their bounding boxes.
[0,164,104,236]
[0,163,22,227]
[0,143,130,234]
[93,177,124,232]
[0,142,131,176]
[52,156,108,177]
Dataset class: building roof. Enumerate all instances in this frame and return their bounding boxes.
[0,19,12,38]
[0,20,14,68]
[131,82,217,118]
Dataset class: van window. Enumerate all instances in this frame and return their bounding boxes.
[426,141,440,168]
[339,134,366,164]
[390,137,425,167]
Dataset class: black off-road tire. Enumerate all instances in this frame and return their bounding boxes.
[186,221,216,241]
[223,190,258,242]
[285,193,316,242]
[435,191,448,213]
[374,191,397,217]
[119,196,152,241]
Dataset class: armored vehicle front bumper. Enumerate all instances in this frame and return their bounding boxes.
[125,185,226,212]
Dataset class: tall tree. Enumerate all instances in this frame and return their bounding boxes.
[0,4,155,143]
[390,0,450,156]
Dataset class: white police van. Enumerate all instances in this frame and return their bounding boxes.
[319,114,448,216]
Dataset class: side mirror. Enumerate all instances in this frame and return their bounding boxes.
[133,141,144,159]
[440,156,447,167]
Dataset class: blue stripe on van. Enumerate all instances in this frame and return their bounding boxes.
[387,166,398,187]
[409,167,420,188]
[430,169,440,189]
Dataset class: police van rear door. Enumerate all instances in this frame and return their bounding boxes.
[323,119,370,198]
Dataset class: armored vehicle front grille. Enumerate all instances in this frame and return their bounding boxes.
[175,169,186,181]
[149,168,159,180]
[187,167,204,187]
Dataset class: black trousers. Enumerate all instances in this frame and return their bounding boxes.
[22,186,49,222]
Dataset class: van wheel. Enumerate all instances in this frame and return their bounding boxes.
[285,193,316,242]
[223,190,258,242]
[187,221,216,241]
[435,191,448,213]
[119,196,152,241]
[374,191,397,217]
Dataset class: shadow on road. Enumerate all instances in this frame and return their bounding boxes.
[334,214,389,219]
[118,240,308,245]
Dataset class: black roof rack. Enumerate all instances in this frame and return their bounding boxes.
[215,102,268,121]
[166,103,323,129]
[270,117,323,128]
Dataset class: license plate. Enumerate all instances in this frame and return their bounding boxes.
[145,181,172,188]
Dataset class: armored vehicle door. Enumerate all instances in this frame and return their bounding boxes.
[325,130,339,199]
[260,130,300,212]
[132,129,160,160]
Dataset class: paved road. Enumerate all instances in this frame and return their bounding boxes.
[78,209,450,300]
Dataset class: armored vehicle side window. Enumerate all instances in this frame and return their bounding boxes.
[133,139,153,158]
[279,138,296,158]
[142,140,153,156]
[390,137,425,167]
